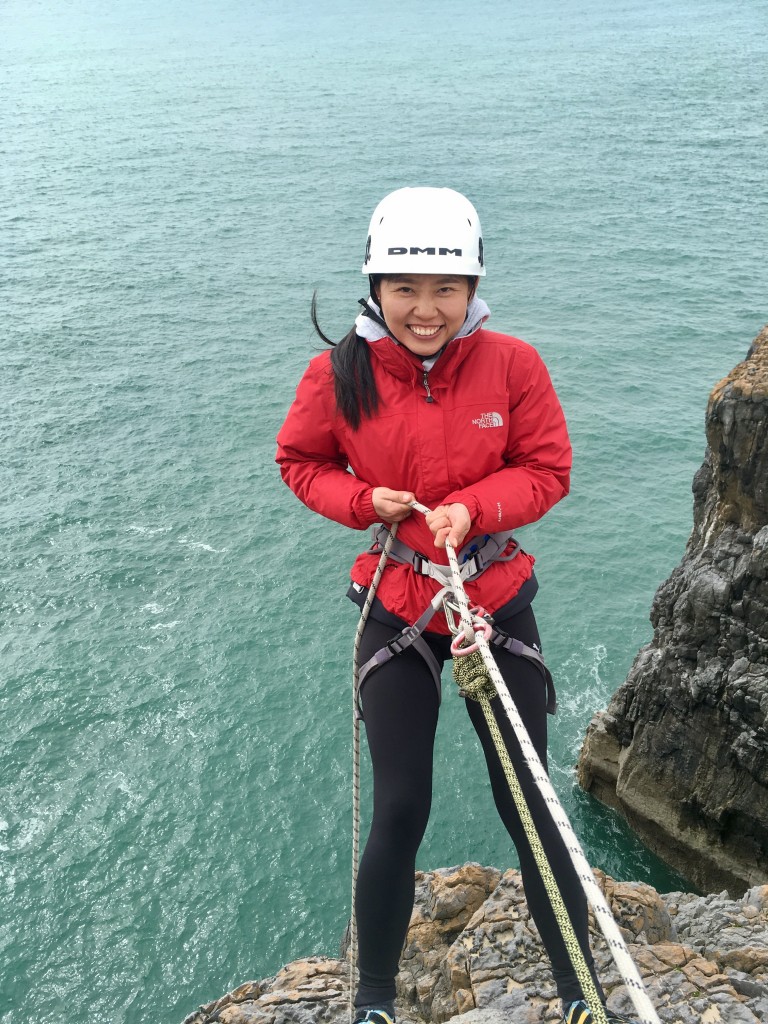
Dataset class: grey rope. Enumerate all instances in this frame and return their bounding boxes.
[349,523,398,1023]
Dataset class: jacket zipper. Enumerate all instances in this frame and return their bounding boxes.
[422,369,435,403]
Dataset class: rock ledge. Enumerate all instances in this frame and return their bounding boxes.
[182,863,768,1024]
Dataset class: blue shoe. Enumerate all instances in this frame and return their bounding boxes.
[353,1013,395,1024]
[563,1000,637,1024]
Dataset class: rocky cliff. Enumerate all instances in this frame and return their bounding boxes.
[578,325,768,895]
[182,863,768,1024]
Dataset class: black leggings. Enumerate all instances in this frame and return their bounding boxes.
[354,605,603,1009]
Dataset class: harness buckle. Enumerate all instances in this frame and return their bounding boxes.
[386,624,421,656]
[461,554,481,578]
[411,552,430,576]
[490,630,506,648]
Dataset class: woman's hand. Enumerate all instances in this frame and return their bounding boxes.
[372,488,415,523]
[426,502,471,550]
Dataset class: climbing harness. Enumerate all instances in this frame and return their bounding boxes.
[353,582,556,718]
[367,522,521,585]
[348,501,663,1024]
[354,525,555,715]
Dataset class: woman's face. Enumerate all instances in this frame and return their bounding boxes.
[377,274,474,357]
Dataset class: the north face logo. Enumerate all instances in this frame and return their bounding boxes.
[472,412,504,429]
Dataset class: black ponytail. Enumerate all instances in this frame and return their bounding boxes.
[311,292,379,431]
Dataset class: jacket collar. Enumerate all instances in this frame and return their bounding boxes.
[367,322,485,386]
[357,295,490,385]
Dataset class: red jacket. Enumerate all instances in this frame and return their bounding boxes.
[276,327,571,633]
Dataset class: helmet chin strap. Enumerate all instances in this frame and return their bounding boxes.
[357,296,389,332]
[356,298,449,364]
[361,274,475,334]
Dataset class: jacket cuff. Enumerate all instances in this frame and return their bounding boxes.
[353,487,378,529]
[442,492,481,528]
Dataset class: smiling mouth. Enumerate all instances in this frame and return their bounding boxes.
[408,325,442,338]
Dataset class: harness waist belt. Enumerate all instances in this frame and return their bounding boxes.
[366,526,520,585]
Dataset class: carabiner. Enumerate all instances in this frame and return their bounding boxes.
[450,620,492,657]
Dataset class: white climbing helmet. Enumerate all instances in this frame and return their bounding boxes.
[362,187,486,277]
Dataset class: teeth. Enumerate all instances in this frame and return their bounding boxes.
[410,326,441,337]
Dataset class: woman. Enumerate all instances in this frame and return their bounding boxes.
[276,187,636,1024]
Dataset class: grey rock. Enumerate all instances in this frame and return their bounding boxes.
[443,1013,508,1024]
[182,865,768,1024]
[578,325,768,896]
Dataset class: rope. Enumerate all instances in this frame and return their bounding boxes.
[349,523,398,1023]
[346,504,662,1024]
[452,647,607,1023]
[443,534,662,1024]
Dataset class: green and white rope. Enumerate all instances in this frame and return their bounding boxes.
[443,533,662,1024]
[450,600,608,1023]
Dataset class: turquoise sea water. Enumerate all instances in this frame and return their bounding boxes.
[2,1,766,1021]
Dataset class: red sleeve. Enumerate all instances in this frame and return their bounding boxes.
[275,355,377,530]
[444,345,571,532]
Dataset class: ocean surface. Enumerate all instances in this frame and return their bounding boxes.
[1,1,766,1021]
